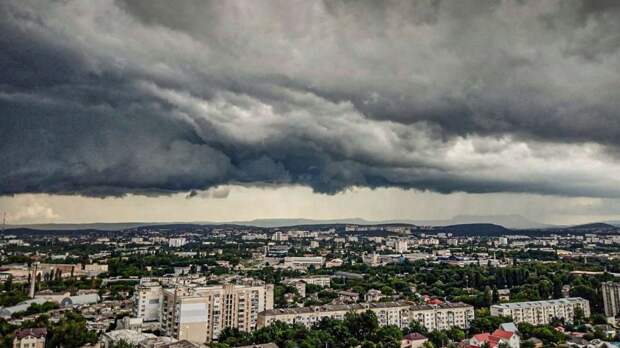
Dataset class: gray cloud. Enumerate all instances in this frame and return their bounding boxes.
[1,0,620,197]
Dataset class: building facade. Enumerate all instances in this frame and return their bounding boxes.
[490,298,590,325]
[282,257,324,269]
[13,328,46,348]
[602,282,620,317]
[168,238,187,248]
[160,283,274,343]
[133,281,163,322]
[282,275,331,287]
[257,301,474,332]
[409,302,475,331]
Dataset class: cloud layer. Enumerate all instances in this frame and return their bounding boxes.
[1,0,620,197]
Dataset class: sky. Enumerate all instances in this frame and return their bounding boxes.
[2,0,620,225]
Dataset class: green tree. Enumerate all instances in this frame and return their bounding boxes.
[483,286,493,307]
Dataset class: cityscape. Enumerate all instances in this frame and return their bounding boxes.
[3,1,620,348]
[1,222,620,347]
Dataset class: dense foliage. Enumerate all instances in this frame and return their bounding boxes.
[212,310,403,348]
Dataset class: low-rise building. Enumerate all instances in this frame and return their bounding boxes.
[401,332,428,348]
[258,302,412,329]
[282,276,331,288]
[469,329,519,348]
[283,257,324,269]
[13,328,46,348]
[258,301,474,332]
[100,329,174,348]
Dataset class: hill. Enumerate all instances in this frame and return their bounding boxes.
[565,222,617,231]
[432,223,512,236]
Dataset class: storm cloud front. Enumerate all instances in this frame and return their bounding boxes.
[2,0,620,198]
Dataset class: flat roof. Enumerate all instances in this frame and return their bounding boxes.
[261,301,472,316]
[491,297,587,309]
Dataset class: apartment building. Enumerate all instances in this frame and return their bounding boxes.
[168,238,187,248]
[160,283,274,343]
[490,298,590,325]
[257,301,474,331]
[282,257,324,269]
[602,282,620,317]
[282,275,331,287]
[258,302,412,329]
[409,302,475,331]
[133,281,163,322]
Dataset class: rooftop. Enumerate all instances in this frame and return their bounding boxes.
[491,297,587,309]
[261,301,472,316]
[15,328,47,339]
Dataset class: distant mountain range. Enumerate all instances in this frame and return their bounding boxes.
[564,222,618,230]
[228,214,554,229]
[5,214,619,231]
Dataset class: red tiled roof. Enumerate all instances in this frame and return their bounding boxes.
[492,329,514,340]
[487,336,501,348]
[472,333,491,342]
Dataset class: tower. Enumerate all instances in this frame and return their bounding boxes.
[29,262,39,298]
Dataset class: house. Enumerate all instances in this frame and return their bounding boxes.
[492,329,519,348]
[401,333,428,348]
[13,328,47,348]
[469,329,519,348]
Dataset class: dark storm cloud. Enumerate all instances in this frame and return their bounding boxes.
[2,0,620,197]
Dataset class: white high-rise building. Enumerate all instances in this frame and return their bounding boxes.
[168,238,187,248]
[133,281,163,322]
[389,239,408,253]
[160,283,274,343]
[490,298,590,325]
[602,282,620,317]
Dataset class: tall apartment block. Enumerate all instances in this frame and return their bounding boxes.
[602,282,620,317]
[490,298,590,325]
[133,281,163,322]
[160,283,274,343]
